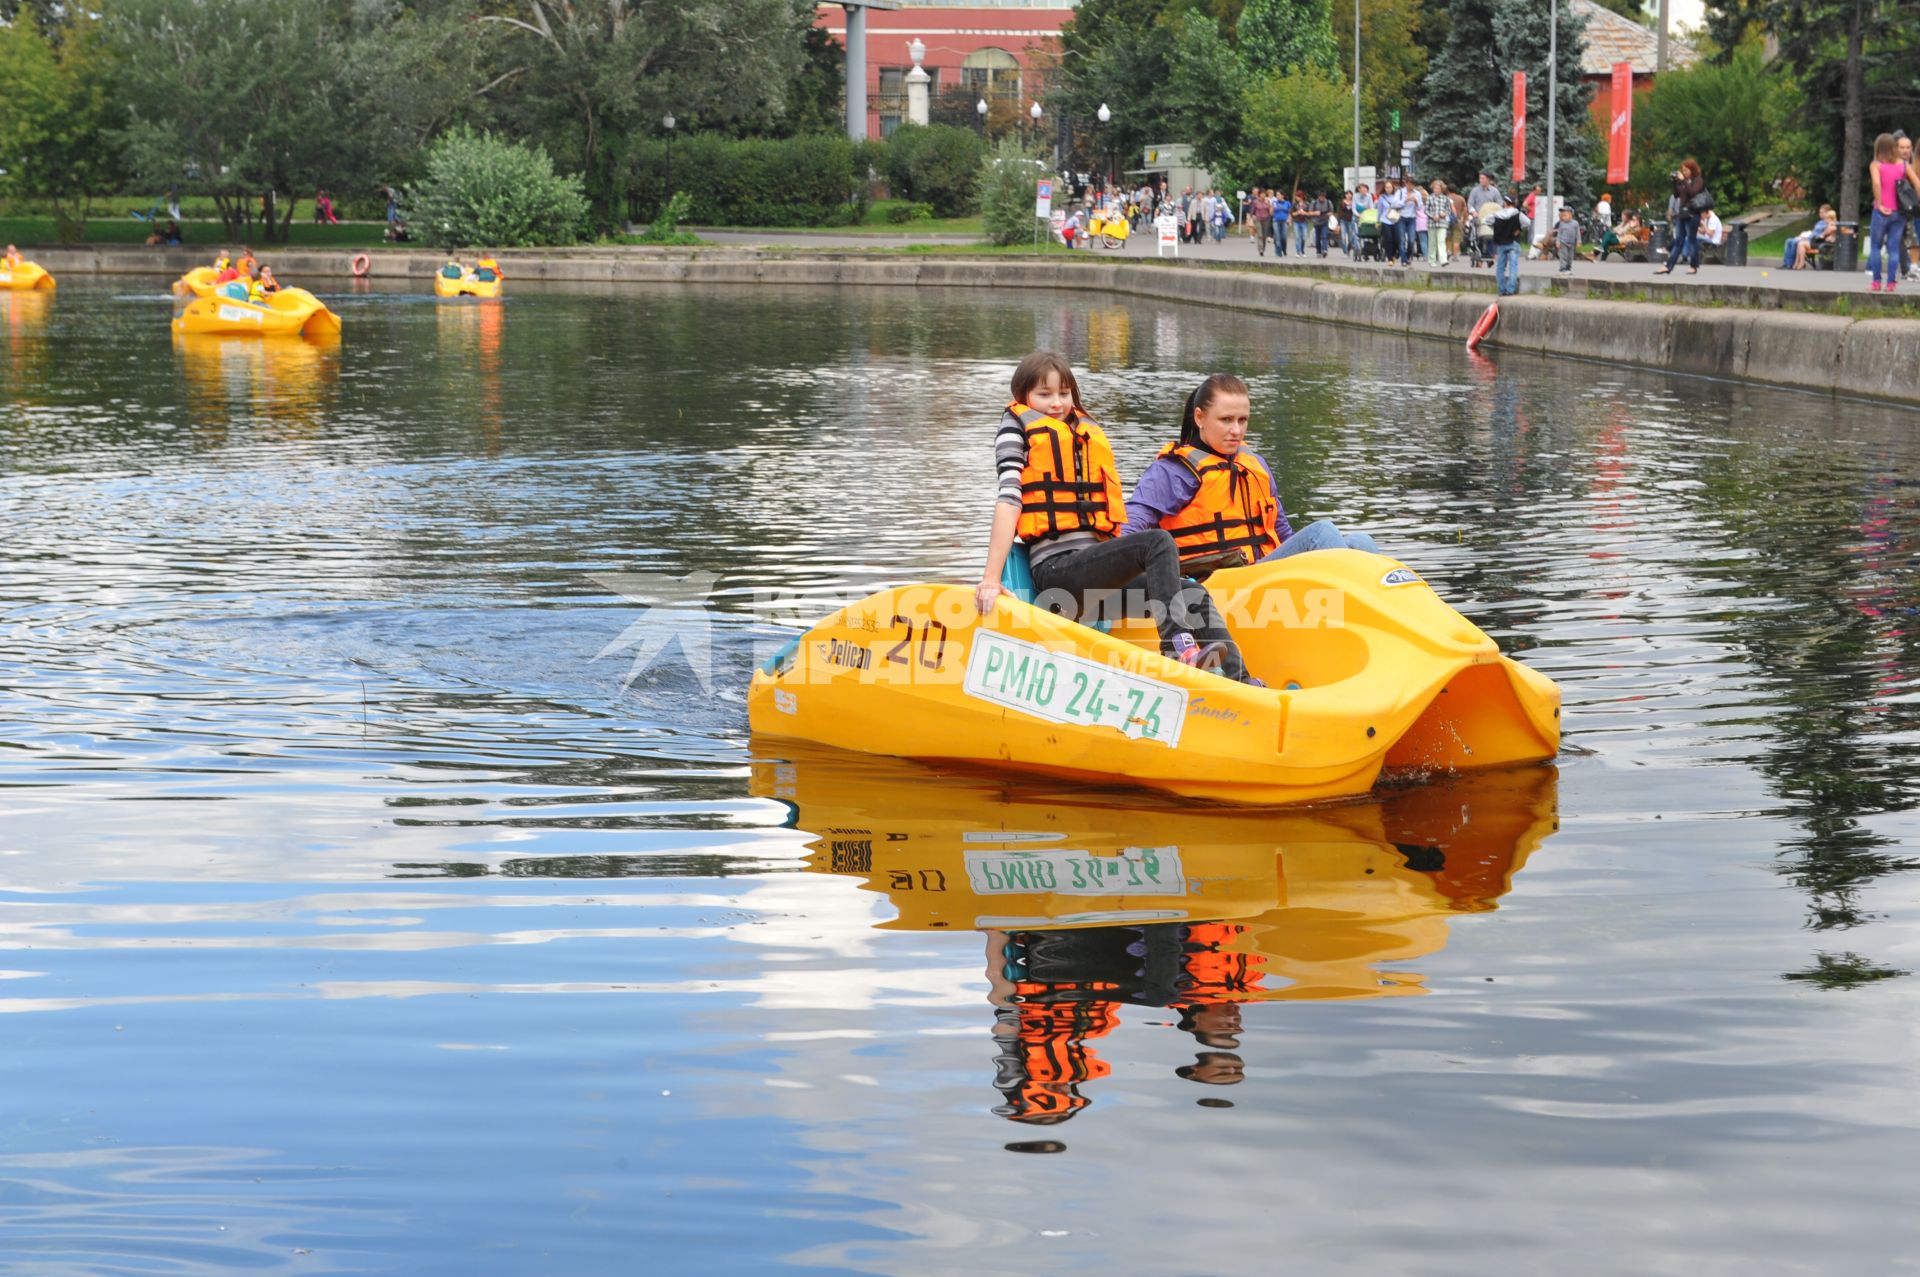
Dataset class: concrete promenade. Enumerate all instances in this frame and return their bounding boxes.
[698,225,1910,301]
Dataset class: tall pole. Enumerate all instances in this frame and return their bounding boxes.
[843,2,868,142]
[1352,0,1361,174]
[1656,0,1670,73]
[1544,0,1558,239]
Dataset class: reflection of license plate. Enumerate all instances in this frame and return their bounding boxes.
[964,632,1186,747]
[964,847,1184,896]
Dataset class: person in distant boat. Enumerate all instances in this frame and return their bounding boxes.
[3,244,21,270]
[248,266,281,303]
[1126,374,1378,578]
[473,254,502,282]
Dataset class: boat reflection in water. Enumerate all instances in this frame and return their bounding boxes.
[755,748,1559,1128]
[172,331,341,434]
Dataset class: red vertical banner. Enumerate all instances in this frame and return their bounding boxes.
[1511,72,1527,184]
[1607,61,1633,185]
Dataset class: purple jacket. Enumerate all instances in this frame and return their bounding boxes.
[1122,446,1295,544]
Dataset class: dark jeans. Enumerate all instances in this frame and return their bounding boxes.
[1273,220,1289,255]
[1664,212,1700,270]
[1029,532,1246,679]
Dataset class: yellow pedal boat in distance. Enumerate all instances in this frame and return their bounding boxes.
[756,747,1560,1000]
[173,287,342,338]
[172,266,218,298]
[0,260,55,290]
[434,271,502,299]
[747,548,1562,807]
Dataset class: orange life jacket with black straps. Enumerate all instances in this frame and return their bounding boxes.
[1155,443,1280,567]
[1011,402,1127,543]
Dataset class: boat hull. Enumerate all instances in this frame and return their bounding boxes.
[0,262,55,290]
[172,287,341,337]
[747,549,1561,806]
[435,273,502,299]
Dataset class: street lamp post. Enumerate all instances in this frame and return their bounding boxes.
[663,113,677,205]
[1028,100,1042,151]
[1352,0,1361,176]
[1096,103,1112,195]
[976,96,988,138]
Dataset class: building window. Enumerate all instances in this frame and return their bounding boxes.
[961,47,1020,99]
[878,66,905,96]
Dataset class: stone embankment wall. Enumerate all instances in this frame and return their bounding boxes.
[41,246,1920,406]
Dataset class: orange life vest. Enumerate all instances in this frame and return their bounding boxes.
[1011,402,1127,543]
[1155,443,1280,567]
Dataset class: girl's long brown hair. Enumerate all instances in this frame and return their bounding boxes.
[1010,350,1085,415]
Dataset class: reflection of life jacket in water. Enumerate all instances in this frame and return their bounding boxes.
[1175,922,1264,1002]
[991,994,1117,1124]
[1155,443,1281,568]
[1011,402,1127,543]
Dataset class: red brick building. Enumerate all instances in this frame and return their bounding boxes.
[1569,0,1700,134]
[814,1,1074,140]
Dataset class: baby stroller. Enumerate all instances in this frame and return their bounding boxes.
[1467,207,1499,267]
[1354,210,1384,262]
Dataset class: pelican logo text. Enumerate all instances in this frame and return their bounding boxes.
[817,638,872,671]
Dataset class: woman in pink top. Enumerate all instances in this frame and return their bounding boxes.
[1867,133,1905,292]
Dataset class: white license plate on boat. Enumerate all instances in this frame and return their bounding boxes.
[964,632,1187,746]
[964,847,1185,896]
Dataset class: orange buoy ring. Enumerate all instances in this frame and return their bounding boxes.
[350,253,371,278]
[1466,301,1499,351]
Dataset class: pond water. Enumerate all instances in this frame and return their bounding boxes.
[2,277,1918,1276]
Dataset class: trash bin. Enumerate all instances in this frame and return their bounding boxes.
[1724,222,1749,267]
[1651,220,1670,252]
[1835,221,1860,273]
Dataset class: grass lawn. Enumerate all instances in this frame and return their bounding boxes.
[0,217,398,250]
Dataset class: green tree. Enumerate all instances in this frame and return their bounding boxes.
[883,125,986,217]
[479,0,812,218]
[108,0,370,241]
[1332,0,1428,169]
[978,137,1053,245]
[406,126,590,248]
[1166,13,1252,169]
[1233,65,1351,193]
[1237,0,1339,75]
[1632,43,1799,213]
[1419,0,1594,206]
[0,10,125,242]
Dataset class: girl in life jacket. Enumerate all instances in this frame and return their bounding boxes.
[975,351,1251,679]
[1126,375,1379,576]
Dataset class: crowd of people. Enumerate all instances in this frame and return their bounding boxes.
[207,248,283,303]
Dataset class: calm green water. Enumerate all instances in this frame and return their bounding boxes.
[2,277,1918,1275]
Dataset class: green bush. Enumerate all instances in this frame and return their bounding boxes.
[882,124,985,217]
[627,133,868,227]
[405,127,590,249]
[979,137,1052,246]
[886,201,935,223]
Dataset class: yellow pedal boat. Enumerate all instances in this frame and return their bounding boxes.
[172,266,219,298]
[757,748,1559,998]
[435,271,502,299]
[173,287,342,338]
[0,260,55,290]
[748,548,1561,807]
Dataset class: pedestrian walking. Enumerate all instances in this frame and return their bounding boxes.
[1408,182,1428,266]
[1555,206,1579,273]
[1426,181,1452,267]
[1292,190,1309,256]
[1308,190,1332,256]
[1272,191,1291,257]
[1249,189,1273,256]
[1655,159,1707,276]
[1867,134,1907,292]
[1490,194,1529,296]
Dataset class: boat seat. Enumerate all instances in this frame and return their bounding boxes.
[1002,544,1109,634]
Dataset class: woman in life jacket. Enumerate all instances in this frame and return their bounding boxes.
[247,266,281,303]
[3,244,21,270]
[1127,375,1378,577]
[974,351,1249,677]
